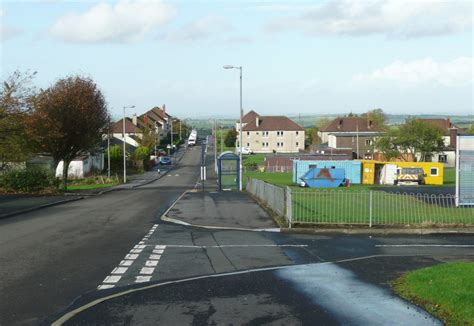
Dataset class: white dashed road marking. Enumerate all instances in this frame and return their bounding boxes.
[97,224,160,290]
[376,244,474,248]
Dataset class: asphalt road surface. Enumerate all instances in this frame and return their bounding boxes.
[0,145,203,325]
[1,142,473,325]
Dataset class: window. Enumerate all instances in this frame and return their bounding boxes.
[247,132,250,136]
[438,154,447,163]
[277,131,284,137]
[263,131,269,137]
[276,142,280,147]
[365,139,373,146]
[296,131,299,136]
[281,142,284,147]
[296,142,299,147]
[247,143,250,147]
[430,168,439,176]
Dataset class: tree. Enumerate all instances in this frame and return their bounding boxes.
[139,116,158,151]
[27,76,109,189]
[224,128,237,147]
[374,128,403,161]
[375,119,445,162]
[0,70,37,170]
[361,108,387,128]
[105,144,123,174]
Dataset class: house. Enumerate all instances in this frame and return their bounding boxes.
[236,111,305,153]
[419,118,459,167]
[110,118,142,147]
[55,152,104,179]
[318,117,385,159]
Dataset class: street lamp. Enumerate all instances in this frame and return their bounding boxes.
[123,105,135,183]
[223,65,243,191]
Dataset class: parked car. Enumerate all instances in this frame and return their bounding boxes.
[159,156,172,165]
[236,147,253,154]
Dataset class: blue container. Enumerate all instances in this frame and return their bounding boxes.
[301,168,346,188]
[293,160,362,184]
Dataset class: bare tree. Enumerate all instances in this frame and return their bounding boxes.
[28,76,109,189]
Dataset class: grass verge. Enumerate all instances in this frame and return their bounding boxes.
[393,262,474,326]
[66,182,118,191]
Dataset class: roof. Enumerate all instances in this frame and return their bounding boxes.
[241,110,259,124]
[419,118,458,135]
[328,131,385,137]
[319,117,384,133]
[111,118,141,134]
[242,115,305,131]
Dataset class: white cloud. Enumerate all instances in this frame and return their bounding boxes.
[353,57,473,87]
[265,0,472,38]
[49,0,176,43]
[0,9,22,42]
[165,15,232,41]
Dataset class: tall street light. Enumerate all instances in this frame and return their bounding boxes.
[123,105,135,183]
[223,65,243,191]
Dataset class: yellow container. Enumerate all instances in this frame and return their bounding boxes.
[362,161,375,185]
[395,162,444,185]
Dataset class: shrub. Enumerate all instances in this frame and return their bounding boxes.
[0,168,58,192]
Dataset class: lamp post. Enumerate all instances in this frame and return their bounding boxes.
[223,65,243,191]
[123,105,135,183]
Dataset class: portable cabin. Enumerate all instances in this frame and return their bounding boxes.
[361,160,444,185]
[293,160,362,184]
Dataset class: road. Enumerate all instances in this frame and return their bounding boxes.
[0,145,202,325]
[1,142,473,325]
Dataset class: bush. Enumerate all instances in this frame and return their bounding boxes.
[0,168,58,192]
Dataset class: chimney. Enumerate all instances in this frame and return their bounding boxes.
[338,119,343,129]
[368,120,373,129]
[132,113,138,126]
[256,117,260,127]
[162,104,166,114]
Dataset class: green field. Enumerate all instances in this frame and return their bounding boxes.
[394,263,474,325]
[443,167,455,185]
[245,169,473,226]
[290,189,472,225]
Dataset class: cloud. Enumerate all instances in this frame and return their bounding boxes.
[49,0,176,43]
[353,57,473,87]
[265,0,472,38]
[165,15,232,41]
[0,9,23,42]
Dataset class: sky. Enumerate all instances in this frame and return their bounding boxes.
[1,0,473,120]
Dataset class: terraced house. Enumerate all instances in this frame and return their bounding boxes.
[236,111,305,153]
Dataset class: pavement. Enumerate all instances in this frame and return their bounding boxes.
[165,191,278,230]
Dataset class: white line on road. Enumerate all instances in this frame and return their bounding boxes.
[160,244,309,249]
[140,267,155,275]
[376,244,474,248]
[103,275,121,284]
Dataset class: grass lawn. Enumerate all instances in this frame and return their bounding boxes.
[393,262,474,325]
[245,171,473,225]
[444,167,455,185]
[66,182,118,191]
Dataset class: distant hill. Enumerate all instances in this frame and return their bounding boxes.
[185,114,473,131]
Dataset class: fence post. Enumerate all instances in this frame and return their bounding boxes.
[286,186,292,228]
[369,190,373,227]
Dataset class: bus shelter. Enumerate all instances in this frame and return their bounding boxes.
[217,151,240,191]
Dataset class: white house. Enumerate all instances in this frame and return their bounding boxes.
[55,153,104,179]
